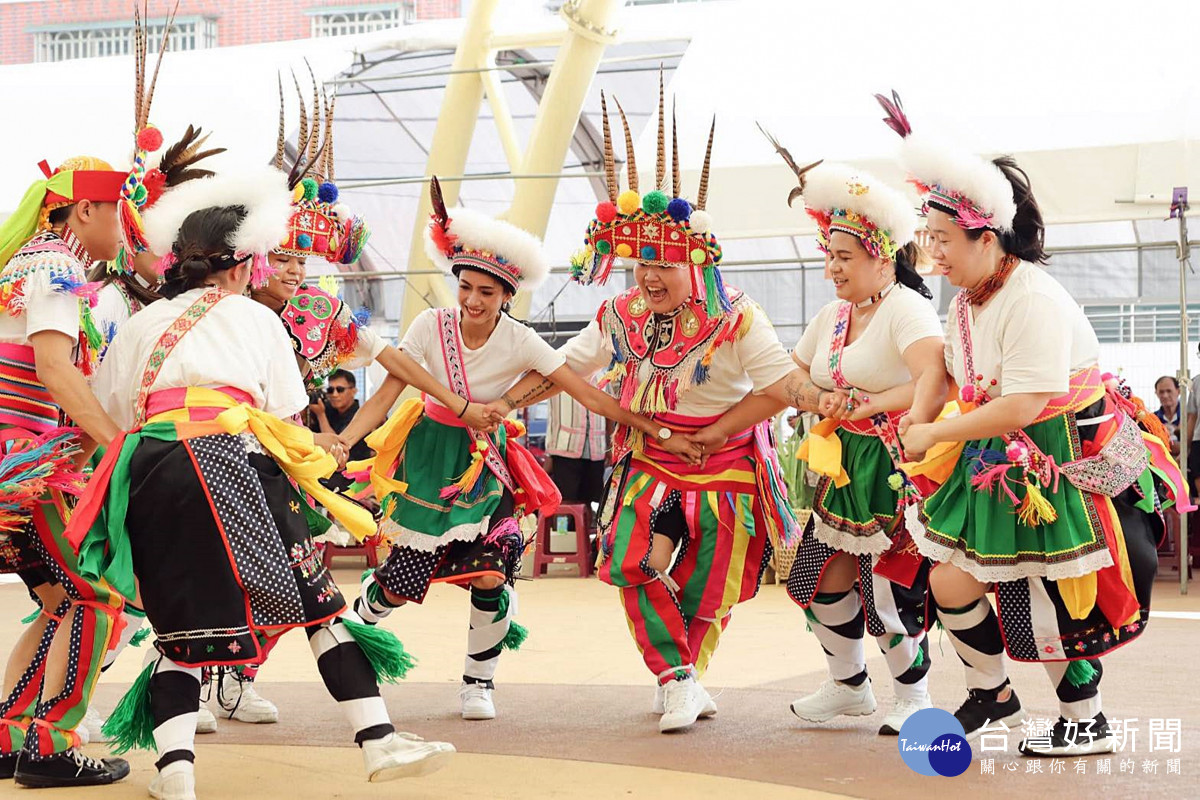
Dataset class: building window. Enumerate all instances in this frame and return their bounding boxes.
[32,17,217,63]
[310,4,413,38]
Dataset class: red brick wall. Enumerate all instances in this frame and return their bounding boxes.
[0,0,462,64]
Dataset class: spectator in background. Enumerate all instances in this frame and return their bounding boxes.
[545,391,608,505]
[1154,375,1181,455]
[310,370,371,492]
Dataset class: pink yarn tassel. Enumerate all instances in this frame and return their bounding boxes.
[483,516,520,547]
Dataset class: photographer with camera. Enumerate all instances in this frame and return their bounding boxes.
[309,370,371,491]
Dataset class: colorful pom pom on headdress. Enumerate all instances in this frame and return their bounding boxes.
[273,65,371,265]
[577,71,730,317]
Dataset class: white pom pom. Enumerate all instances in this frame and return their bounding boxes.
[689,209,712,234]
[332,203,352,219]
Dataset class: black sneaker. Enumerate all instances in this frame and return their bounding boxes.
[1019,713,1117,757]
[954,684,1026,741]
[0,751,16,780]
[13,748,130,788]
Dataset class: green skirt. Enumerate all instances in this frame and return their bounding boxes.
[909,413,1112,583]
[812,429,904,556]
[377,416,508,552]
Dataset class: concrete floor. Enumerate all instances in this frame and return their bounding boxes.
[3,569,1198,798]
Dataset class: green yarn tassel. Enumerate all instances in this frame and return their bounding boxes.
[102,661,156,754]
[910,645,925,670]
[803,606,818,624]
[1064,659,1097,688]
[703,266,722,317]
[502,620,528,651]
[130,627,151,647]
[889,634,904,649]
[494,588,528,650]
[341,618,416,684]
[19,607,38,625]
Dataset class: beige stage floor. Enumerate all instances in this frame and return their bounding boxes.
[2,569,1197,798]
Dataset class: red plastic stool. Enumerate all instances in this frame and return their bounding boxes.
[532,503,593,578]
[321,534,382,569]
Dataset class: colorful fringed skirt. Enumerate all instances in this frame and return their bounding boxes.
[786,421,932,637]
[908,379,1173,662]
[369,401,558,603]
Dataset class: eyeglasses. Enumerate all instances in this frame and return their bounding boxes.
[326,386,351,394]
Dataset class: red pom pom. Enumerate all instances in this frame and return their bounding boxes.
[142,169,166,208]
[595,201,618,223]
[137,127,164,152]
[429,220,457,256]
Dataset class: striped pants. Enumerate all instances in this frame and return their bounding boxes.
[0,496,123,757]
[604,474,769,685]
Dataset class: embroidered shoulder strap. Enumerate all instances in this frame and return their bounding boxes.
[953,290,976,391]
[133,288,230,425]
[827,302,853,390]
[435,307,516,492]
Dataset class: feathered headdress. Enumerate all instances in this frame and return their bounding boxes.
[142,166,294,286]
[760,126,916,261]
[875,90,1016,232]
[112,2,225,275]
[572,70,730,317]
[423,176,549,294]
[273,64,369,265]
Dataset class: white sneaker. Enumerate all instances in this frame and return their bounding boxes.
[362,732,455,781]
[790,678,877,723]
[195,704,218,734]
[218,672,278,724]
[879,693,933,735]
[659,678,706,733]
[149,771,196,800]
[80,706,112,744]
[459,682,496,720]
[654,682,716,717]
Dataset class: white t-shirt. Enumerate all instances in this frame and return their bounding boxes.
[794,285,942,394]
[399,308,566,406]
[943,261,1100,397]
[93,287,309,430]
[561,298,795,417]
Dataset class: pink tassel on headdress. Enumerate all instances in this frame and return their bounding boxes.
[248,252,273,287]
[952,204,995,230]
[152,251,176,275]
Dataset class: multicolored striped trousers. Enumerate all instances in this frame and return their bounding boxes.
[599,441,774,685]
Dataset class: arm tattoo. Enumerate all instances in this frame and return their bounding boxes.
[506,377,556,410]
[784,375,822,411]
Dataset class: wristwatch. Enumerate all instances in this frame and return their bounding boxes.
[657,426,672,441]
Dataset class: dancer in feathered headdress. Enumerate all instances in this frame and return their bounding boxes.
[337,171,681,723]
[749,130,947,737]
[498,72,801,734]
[876,90,1190,755]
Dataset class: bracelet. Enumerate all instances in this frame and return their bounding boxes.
[457,398,469,418]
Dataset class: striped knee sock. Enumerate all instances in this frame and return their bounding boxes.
[307,618,394,745]
[807,589,867,685]
[937,598,1007,691]
[149,657,201,772]
[876,632,931,700]
[1044,658,1102,720]
[354,571,399,625]
[463,585,507,688]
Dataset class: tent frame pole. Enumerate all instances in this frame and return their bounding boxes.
[1178,200,1191,595]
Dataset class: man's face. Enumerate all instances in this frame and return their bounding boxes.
[326,378,355,412]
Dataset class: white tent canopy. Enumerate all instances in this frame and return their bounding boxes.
[1,0,1197,337]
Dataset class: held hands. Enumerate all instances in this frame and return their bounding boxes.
[658,428,705,466]
[463,401,503,433]
[817,389,849,419]
[897,418,933,462]
[314,432,350,469]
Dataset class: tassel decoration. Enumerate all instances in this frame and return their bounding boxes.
[101,661,156,754]
[1064,658,1097,688]
[1017,476,1058,527]
[341,617,416,684]
[439,439,488,502]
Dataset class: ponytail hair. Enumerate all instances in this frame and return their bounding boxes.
[159,205,249,300]
[965,156,1047,264]
[893,241,932,299]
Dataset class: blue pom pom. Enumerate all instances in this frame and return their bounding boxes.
[667,198,692,222]
[640,245,657,260]
[318,182,339,203]
[297,233,313,249]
